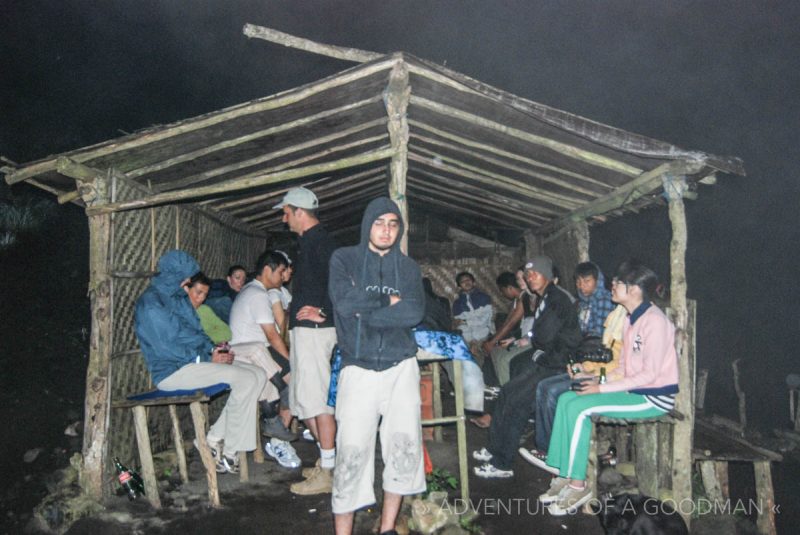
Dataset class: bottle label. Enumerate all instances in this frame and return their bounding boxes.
[119,471,132,484]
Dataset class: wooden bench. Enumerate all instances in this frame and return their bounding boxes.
[693,418,782,535]
[587,410,684,505]
[112,383,263,508]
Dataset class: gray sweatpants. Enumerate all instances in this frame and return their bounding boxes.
[158,361,267,456]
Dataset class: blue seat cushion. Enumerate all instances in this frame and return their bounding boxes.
[127,382,230,401]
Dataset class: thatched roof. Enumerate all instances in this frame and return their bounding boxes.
[3,50,744,243]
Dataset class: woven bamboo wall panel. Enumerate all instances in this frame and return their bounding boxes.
[111,278,149,355]
[198,216,226,277]
[420,262,510,315]
[111,180,152,271]
[152,205,178,264]
[178,209,200,261]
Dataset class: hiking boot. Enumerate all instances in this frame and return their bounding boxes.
[538,477,569,504]
[473,462,513,479]
[265,438,301,469]
[548,484,593,516]
[302,458,321,478]
[518,447,559,475]
[261,416,298,442]
[472,447,493,462]
[290,466,333,495]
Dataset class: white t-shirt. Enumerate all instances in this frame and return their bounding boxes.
[267,286,292,310]
[229,279,275,345]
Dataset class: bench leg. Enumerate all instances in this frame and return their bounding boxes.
[239,451,249,482]
[168,405,189,484]
[754,461,777,535]
[132,405,162,509]
[634,423,659,497]
[583,422,598,514]
[433,362,443,442]
[189,401,220,508]
[699,460,725,503]
[453,360,469,502]
[253,407,264,464]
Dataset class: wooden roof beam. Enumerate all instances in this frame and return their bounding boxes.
[407,169,550,221]
[410,95,643,177]
[5,58,398,185]
[407,189,527,230]
[410,146,585,208]
[408,152,572,214]
[85,147,395,216]
[167,117,388,191]
[538,159,706,236]
[129,96,385,181]
[408,126,611,194]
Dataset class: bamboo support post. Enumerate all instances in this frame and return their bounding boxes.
[432,362,443,442]
[664,171,693,527]
[79,171,113,500]
[385,59,411,253]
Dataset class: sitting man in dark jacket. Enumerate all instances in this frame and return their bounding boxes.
[328,197,426,535]
[472,255,582,478]
[135,250,267,474]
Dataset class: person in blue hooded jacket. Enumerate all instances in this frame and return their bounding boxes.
[134,250,267,474]
[328,197,426,535]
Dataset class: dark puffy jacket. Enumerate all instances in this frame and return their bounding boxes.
[329,197,425,371]
[530,282,583,370]
[135,250,213,384]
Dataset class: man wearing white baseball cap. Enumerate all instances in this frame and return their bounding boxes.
[273,187,338,495]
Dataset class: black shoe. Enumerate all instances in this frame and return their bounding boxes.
[261,416,297,441]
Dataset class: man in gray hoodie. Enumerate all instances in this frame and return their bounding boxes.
[328,197,426,535]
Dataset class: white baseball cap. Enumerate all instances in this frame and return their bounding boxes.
[272,187,319,210]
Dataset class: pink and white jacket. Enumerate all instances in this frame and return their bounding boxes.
[598,303,679,396]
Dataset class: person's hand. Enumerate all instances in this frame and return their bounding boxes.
[498,337,515,349]
[567,362,585,378]
[389,294,401,305]
[296,305,326,323]
[576,382,600,395]
[515,336,530,348]
[482,340,496,355]
[212,348,234,364]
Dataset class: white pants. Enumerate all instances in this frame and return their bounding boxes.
[157,361,266,456]
[230,342,282,402]
[332,358,426,514]
[289,327,337,420]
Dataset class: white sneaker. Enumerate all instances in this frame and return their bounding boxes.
[265,438,301,469]
[473,462,513,479]
[538,477,569,504]
[472,447,493,462]
[302,428,314,442]
[548,485,593,516]
[519,447,559,475]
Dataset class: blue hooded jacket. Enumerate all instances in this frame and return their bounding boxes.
[328,197,425,371]
[576,266,615,337]
[134,250,213,385]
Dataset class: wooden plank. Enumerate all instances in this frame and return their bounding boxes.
[699,460,724,503]
[85,147,396,215]
[132,406,161,508]
[634,424,659,497]
[432,363,443,442]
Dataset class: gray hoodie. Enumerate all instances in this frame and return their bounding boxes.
[328,197,424,371]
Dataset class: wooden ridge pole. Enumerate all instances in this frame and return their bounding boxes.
[664,171,693,528]
[243,23,382,63]
[85,148,396,216]
[384,59,411,253]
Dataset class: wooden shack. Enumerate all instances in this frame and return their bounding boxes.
[1,27,745,526]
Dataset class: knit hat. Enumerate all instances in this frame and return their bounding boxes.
[523,255,554,280]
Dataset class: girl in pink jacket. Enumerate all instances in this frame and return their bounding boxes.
[522,260,679,516]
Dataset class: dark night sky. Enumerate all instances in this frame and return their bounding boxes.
[2,1,798,427]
